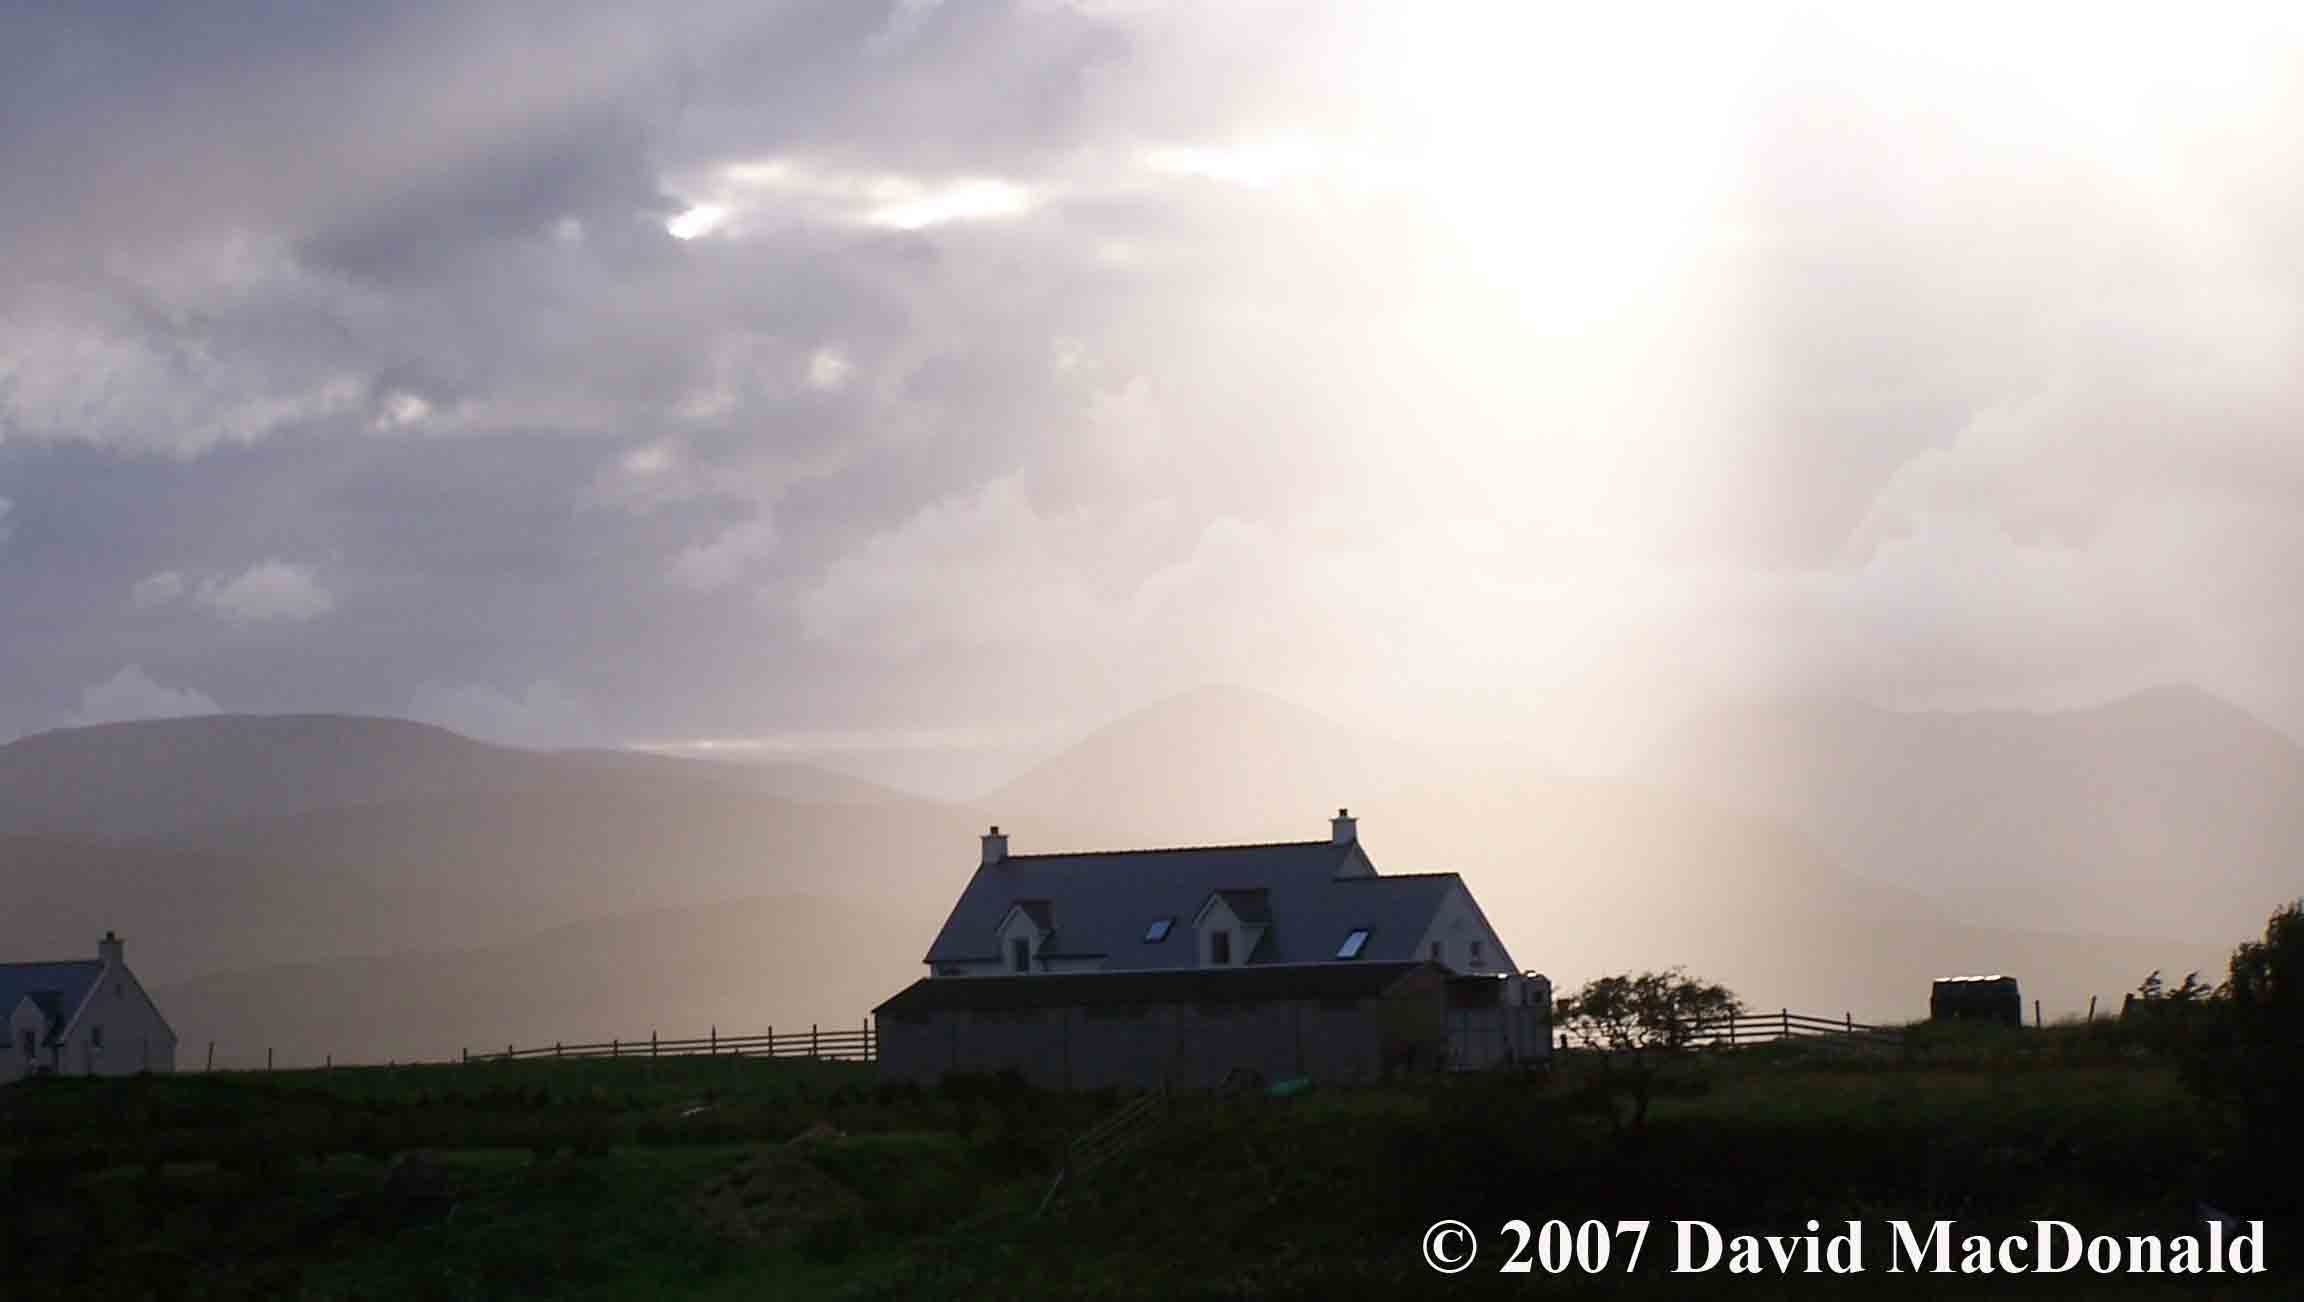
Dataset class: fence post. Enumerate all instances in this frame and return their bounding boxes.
[267,1047,273,1072]
[1780,1008,1789,1041]
[2087,995,2097,1024]
[812,1023,819,1059]
[612,1038,618,1059]
[507,1043,514,1059]
[651,1030,658,1058]
[2033,999,2041,1029]
[462,1047,468,1063]
[326,1053,332,1070]
[711,1025,717,1056]
[206,1041,215,1072]
[767,1025,774,1059]
[1845,1011,1853,1036]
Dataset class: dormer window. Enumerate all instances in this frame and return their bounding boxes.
[1336,928,1370,959]
[1143,917,1173,943]
[995,900,1053,974]
[1193,888,1268,968]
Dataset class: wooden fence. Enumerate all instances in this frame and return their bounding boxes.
[1038,1087,1167,1216]
[461,1021,876,1064]
[1681,1009,1904,1050]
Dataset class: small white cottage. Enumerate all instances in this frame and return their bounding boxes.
[3,931,178,1082]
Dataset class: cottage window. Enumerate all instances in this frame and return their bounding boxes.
[1009,938,1031,973]
[1210,929,1232,965]
[91,1024,104,1050]
[1143,917,1173,943]
[1470,939,1486,968]
[1336,928,1370,959]
[1430,941,1442,961]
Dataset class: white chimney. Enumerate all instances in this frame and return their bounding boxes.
[982,825,1009,866]
[98,930,124,965]
[1331,808,1357,845]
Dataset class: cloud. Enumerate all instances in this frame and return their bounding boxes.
[68,666,220,727]
[406,679,608,750]
[669,516,778,591]
[195,560,336,623]
[6,0,2304,758]
[130,570,186,608]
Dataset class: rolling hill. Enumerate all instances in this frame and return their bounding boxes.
[0,713,902,845]
[0,690,2261,1059]
[1631,685,2304,944]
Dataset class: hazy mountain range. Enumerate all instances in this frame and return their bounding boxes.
[1,684,2283,1064]
[1634,684,2304,945]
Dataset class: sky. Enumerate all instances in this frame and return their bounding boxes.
[5,0,2303,792]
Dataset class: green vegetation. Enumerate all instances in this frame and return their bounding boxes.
[2,1036,2291,1299]
[1555,967,1744,1133]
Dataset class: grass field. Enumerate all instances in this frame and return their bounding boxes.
[2,1027,2291,1299]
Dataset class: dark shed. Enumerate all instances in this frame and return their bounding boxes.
[1930,975,2023,1027]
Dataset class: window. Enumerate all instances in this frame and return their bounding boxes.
[1336,928,1370,959]
[1430,941,1442,961]
[1210,929,1232,965]
[1143,917,1174,943]
[1010,938,1030,973]
[91,1025,104,1050]
[17,1029,31,1059]
[936,964,963,976]
[1470,939,1486,968]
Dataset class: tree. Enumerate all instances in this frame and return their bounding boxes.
[2225,900,2303,1018]
[1555,968,1742,1135]
[2163,900,2304,1211]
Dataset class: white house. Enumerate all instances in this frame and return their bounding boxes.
[875,811,1549,1087]
[3,931,178,1082]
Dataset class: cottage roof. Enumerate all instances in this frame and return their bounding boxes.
[0,960,102,1043]
[922,838,1464,970]
[876,960,1437,1016]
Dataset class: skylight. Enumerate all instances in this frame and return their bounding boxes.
[1144,917,1174,943]
[1336,928,1370,959]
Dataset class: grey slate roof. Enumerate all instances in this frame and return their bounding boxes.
[922,839,1464,971]
[1212,888,1271,925]
[877,961,1437,1015]
[0,960,102,1044]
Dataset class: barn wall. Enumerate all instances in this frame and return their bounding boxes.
[875,991,1427,1090]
